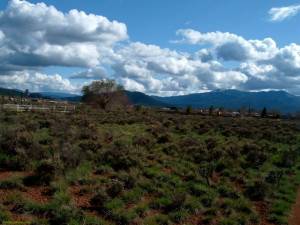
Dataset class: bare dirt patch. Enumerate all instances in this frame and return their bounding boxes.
[177,213,202,225]
[254,201,273,225]
[9,212,34,224]
[0,171,28,181]
[289,188,300,225]
[23,186,51,204]
[69,185,93,209]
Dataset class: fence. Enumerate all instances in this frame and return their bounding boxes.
[0,104,76,113]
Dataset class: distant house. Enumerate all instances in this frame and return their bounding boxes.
[231,112,240,117]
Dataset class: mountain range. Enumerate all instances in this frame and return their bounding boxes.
[153,90,300,113]
[1,87,300,113]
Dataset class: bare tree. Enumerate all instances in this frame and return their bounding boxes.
[82,80,129,110]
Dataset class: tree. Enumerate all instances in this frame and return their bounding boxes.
[261,107,267,118]
[82,80,129,110]
[209,105,214,116]
[186,105,192,115]
[270,109,281,119]
[239,106,247,116]
[24,89,30,97]
[295,111,300,120]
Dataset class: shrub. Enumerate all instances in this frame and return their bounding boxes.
[132,135,153,149]
[198,162,216,186]
[24,160,56,185]
[66,162,93,185]
[78,140,102,153]
[48,204,84,225]
[4,192,28,214]
[217,185,239,199]
[164,193,186,212]
[0,176,24,189]
[205,137,218,150]
[218,217,239,225]
[162,144,179,156]
[107,180,124,198]
[135,205,148,217]
[30,218,49,225]
[275,149,297,168]
[265,170,283,186]
[152,214,170,225]
[245,150,267,168]
[200,196,214,208]
[118,172,136,189]
[60,143,84,169]
[94,165,114,175]
[90,191,110,211]
[122,187,144,204]
[268,213,288,225]
[189,183,209,197]
[157,134,171,144]
[101,198,125,219]
[102,141,139,170]
[245,180,269,201]
[0,205,9,223]
[0,127,18,155]
[169,210,189,223]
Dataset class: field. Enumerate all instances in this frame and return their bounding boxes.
[0,107,300,225]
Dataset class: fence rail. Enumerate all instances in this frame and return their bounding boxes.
[0,104,76,113]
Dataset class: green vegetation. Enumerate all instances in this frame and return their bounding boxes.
[0,107,300,225]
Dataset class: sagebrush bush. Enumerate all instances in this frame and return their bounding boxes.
[106,180,124,199]
[90,191,110,211]
[245,180,269,201]
[0,109,300,225]
[102,141,139,170]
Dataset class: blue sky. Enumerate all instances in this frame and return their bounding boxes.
[2,0,296,48]
[0,0,300,95]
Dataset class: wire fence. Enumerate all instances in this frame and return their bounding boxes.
[0,104,76,113]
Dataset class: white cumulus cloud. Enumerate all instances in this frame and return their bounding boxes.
[269,4,300,22]
[0,0,128,69]
[175,29,278,62]
[1,1,300,96]
[173,28,300,95]
[0,71,78,93]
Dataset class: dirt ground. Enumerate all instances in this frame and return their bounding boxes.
[289,189,300,225]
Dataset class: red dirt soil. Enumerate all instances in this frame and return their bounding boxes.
[289,189,300,225]
[23,186,51,204]
[254,201,273,225]
[9,213,34,224]
[69,185,93,208]
[0,171,50,204]
[0,171,28,180]
[177,213,202,225]
[0,189,16,203]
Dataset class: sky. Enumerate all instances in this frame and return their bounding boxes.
[0,0,300,96]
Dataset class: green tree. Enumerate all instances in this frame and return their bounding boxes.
[209,105,214,116]
[186,105,192,115]
[261,107,267,118]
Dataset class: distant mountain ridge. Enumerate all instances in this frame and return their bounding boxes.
[1,87,300,113]
[38,92,79,99]
[125,91,171,107]
[153,89,300,113]
[0,87,24,97]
